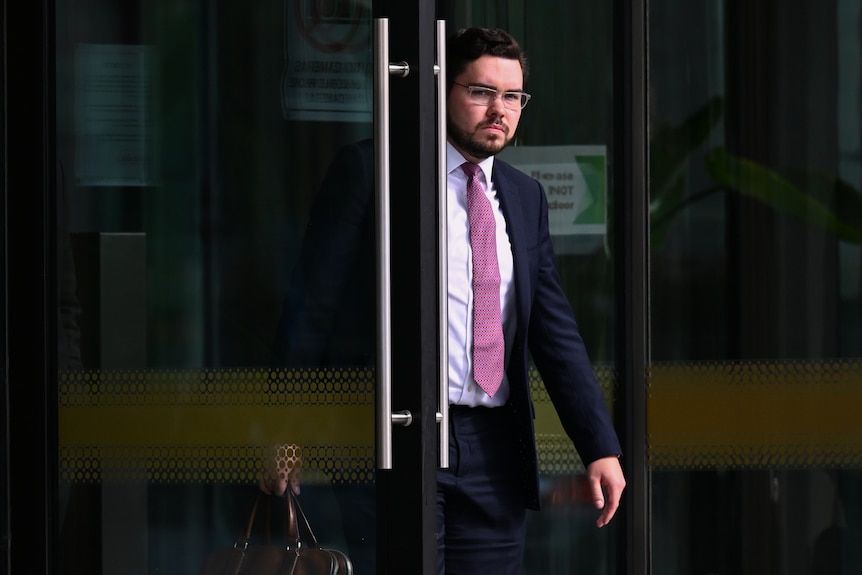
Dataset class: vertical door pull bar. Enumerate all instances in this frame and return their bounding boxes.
[435,19,450,469]
[375,18,411,471]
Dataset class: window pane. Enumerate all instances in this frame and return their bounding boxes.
[649,0,862,573]
[55,2,376,573]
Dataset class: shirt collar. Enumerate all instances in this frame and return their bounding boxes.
[446,141,495,185]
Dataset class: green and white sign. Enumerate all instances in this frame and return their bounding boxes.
[498,145,607,236]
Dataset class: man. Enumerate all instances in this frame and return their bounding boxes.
[437,27,625,574]
[270,26,625,575]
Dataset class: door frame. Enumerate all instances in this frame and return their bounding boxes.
[613,0,650,573]
[4,1,61,573]
[373,1,443,573]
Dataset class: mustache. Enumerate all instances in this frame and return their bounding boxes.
[477,119,508,133]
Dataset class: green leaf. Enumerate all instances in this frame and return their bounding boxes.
[651,96,724,200]
[649,97,725,249]
[706,148,862,244]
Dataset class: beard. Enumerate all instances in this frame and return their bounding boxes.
[447,117,512,161]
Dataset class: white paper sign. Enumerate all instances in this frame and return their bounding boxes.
[75,44,156,187]
[282,0,372,122]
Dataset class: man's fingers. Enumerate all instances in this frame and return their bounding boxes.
[586,456,626,528]
[589,476,605,509]
[595,489,618,527]
[259,443,303,496]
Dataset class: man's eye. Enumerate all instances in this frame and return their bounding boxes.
[471,88,493,97]
[503,92,521,102]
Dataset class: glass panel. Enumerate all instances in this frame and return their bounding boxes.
[446,3,620,574]
[649,0,862,573]
[55,1,376,573]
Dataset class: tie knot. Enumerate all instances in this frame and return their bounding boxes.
[461,162,482,181]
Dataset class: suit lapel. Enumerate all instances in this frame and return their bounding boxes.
[492,164,531,356]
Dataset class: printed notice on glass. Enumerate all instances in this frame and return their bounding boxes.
[75,44,156,187]
[282,0,372,122]
[498,145,607,236]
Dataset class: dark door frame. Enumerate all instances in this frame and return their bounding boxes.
[4,1,60,573]
[613,0,650,573]
[373,1,442,573]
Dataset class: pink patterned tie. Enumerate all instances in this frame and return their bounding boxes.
[462,162,505,397]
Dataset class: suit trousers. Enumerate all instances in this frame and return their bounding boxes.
[437,405,527,575]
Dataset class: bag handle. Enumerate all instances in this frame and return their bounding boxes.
[235,492,321,551]
[234,494,263,550]
[286,489,321,550]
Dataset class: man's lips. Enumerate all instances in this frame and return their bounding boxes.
[480,122,507,135]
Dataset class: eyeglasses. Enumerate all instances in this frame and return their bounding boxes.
[453,82,532,110]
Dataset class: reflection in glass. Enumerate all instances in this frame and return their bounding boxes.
[55,1,374,573]
[650,0,862,573]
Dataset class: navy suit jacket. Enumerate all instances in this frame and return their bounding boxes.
[491,159,621,509]
[273,139,622,510]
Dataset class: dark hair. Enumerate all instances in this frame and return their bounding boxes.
[446,27,529,88]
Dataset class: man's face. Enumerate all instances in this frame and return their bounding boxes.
[447,55,524,163]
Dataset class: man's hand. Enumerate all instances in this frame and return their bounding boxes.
[259,443,302,496]
[586,456,626,528]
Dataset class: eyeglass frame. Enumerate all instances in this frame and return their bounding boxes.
[452,82,532,110]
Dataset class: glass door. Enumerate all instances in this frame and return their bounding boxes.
[7,1,441,574]
[441,3,634,574]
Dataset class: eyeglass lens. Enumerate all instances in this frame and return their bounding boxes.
[459,84,530,109]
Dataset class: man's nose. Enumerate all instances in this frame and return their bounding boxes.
[487,94,506,114]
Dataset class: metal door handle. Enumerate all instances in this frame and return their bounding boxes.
[435,19,449,469]
[374,18,411,471]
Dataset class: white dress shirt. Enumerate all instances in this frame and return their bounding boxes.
[447,142,516,407]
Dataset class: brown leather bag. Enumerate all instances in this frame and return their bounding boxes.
[198,491,353,575]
